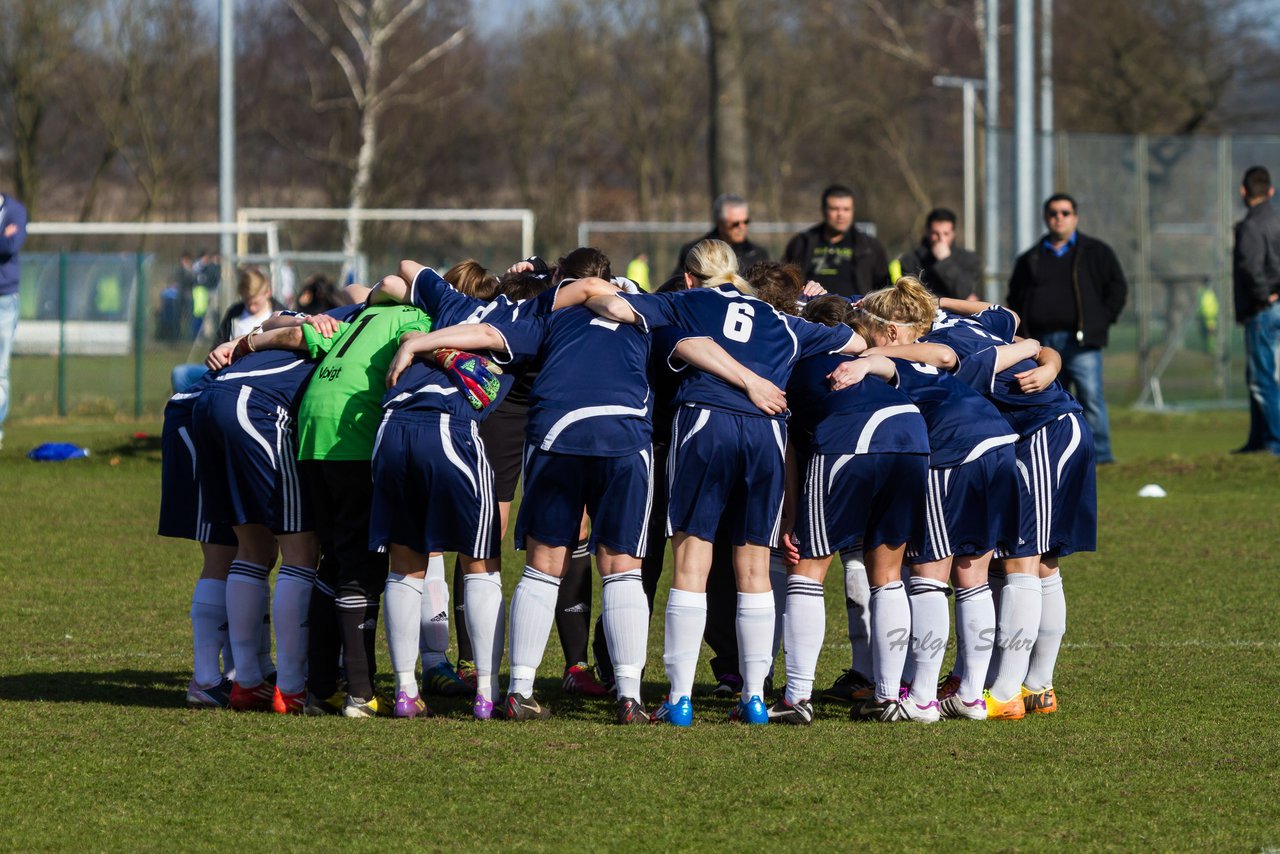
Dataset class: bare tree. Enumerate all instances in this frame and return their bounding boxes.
[700,0,748,201]
[282,0,465,261]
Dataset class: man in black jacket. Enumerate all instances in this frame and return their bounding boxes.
[896,207,981,300]
[783,184,889,297]
[672,194,768,277]
[1006,193,1127,463]
[1233,166,1280,454]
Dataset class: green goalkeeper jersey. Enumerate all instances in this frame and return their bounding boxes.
[296,303,432,461]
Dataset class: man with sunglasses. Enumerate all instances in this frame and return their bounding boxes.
[1007,193,1127,464]
[673,193,768,277]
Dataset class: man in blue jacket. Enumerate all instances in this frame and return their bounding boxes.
[0,191,28,448]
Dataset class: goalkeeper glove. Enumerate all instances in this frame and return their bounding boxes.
[433,348,503,410]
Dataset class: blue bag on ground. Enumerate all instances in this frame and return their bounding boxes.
[27,443,91,462]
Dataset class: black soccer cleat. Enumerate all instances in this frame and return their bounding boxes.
[504,692,551,721]
[614,697,651,725]
[766,697,814,726]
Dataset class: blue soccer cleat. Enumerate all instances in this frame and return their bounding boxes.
[652,695,693,727]
[729,694,769,725]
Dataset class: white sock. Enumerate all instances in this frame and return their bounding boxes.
[769,553,788,671]
[507,567,560,697]
[954,583,995,702]
[736,591,775,700]
[226,561,270,687]
[784,575,825,704]
[663,588,707,701]
[870,580,910,702]
[272,565,315,695]
[842,549,872,680]
[1024,572,1066,691]
[420,554,450,670]
[463,571,505,702]
[989,572,1042,700]
[384,573,424,696]
[984,566,1008,688]
[190,578,228,689]
[907,577,950,705]
[601,569,648,702]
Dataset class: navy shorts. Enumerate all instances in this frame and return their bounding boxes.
[515,445,653,557]
[796,451,927,559]
[158,394,236,546]
[477,399,527,503]
[1002,412,1098,559]
[369,410,501,558]
[666,406,786,547]
[911,444,1020,564]
[191,385,309,534]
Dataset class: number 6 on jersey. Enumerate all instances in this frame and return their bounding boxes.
[723,302,755,343]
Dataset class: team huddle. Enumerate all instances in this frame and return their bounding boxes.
[160,237,1095,726]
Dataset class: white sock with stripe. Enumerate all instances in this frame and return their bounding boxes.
[463,571,505,702]
[420,553,450,670]
[663,588,706,701]
[384,572,424,696]
[1024,572,1065,691]
[273,565,315,695]
[737,591,775,701]
[870,580,910,702]
[190,578,228,689]
[842,549,873,680]
[601,569,648,703]
[784,575,825,704]
[226,561,270,687]
[989,572,1042,701]
[507,567,560,698]
[906,577,950,706]
[954,582,995,702]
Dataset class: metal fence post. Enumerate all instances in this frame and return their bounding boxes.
[1135,134,1152,401]
[134,252,146,418]
[57,251,68,417]
[1218,134,1233,403]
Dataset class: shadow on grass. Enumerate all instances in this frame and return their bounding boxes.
[102,433,163,459]
[0,669,186,708]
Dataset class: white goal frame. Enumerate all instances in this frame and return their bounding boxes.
[237,207,536,285]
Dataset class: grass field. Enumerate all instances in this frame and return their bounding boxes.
[0,410,1277,850]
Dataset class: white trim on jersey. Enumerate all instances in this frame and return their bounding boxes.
[235,386,276,469]
[828,453,855,490]
[177,425,197,479]
[370,410,392,463]
[274,406,303,532]
[961,432,1019,465]
[854,404,920,454]
[169,391,201,402]
[540,397,650,451]
[217,360,306,382]
[665,408,682,538]
[806,453,830,557]
[387,383,457,405]
[924,468,952,560]
[471,420,494,557]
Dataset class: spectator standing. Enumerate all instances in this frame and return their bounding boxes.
[894,207,981,300]
[0,190,27,448]
[1232,166,1280,455]
[673,193,768,276]
[1006,193,1127,464]
[783,184,889,298]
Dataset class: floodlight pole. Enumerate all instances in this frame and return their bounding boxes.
[983,0,1001,302]
[1039,0,1054,202]
[933,75,986,252]
[219,0,235,280]
[1014,0,1036,255]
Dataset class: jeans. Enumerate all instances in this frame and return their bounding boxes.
[1243,301,1280,454]
[170,362,209,394]
[1040,330,1114,463]
[0,292,19,442]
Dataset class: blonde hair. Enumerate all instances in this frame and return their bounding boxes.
[444,259,500,301]
[685,239,751,294]
[237,267,271,302]
[856,275,937,342]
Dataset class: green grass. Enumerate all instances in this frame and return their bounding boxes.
[0,410,1277,850]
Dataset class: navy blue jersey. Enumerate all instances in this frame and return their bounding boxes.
[890,357,1018,469]
[923,307,1081,437]
[209,305,362,412]
[622,285,856,418]
[786,353,929,455]
[490,305,653,456]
